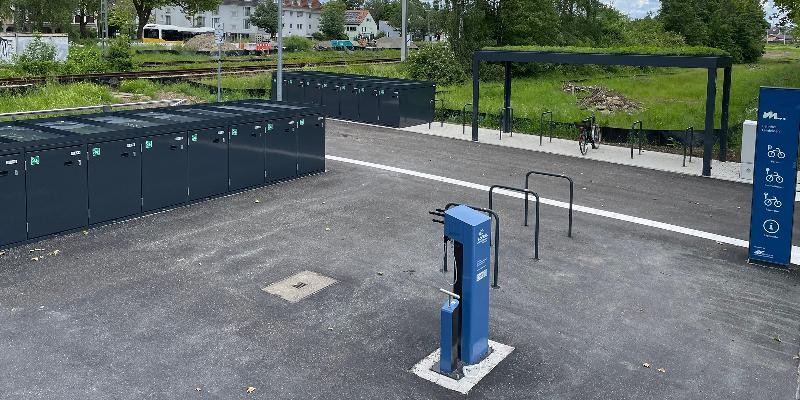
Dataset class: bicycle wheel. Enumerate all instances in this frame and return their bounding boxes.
[578,133,588,155]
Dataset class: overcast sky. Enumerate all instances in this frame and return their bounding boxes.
[602,0,785,24]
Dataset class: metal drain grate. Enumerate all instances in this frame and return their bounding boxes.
[262,271,337,303]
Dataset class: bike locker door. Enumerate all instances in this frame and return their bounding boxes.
[141,133,188,212]
[87,139,142,225]
[296,115,325,175]
[228,122,266,191]
[358,85,380,124]
[320,82,341,117]
[340,82,360,121]
[26,146,88,238]
[188,128,229,201]
[265,118,298,182]
[378,88,401,127]
[0,153,26,246]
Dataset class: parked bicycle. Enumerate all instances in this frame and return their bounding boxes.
[578,114,601,155]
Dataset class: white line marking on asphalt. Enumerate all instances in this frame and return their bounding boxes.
[326,155,800,266]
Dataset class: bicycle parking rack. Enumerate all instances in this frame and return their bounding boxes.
[429,98,445,130]
[683,126,695,167]
[540,111,553,145]
[488,185,539,260]
[524,171,574,238]
[630,121,643,159]
[498,106,514,139]
[461,103,472,135]
[432,203,502,288]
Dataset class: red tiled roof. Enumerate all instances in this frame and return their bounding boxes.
[283,0,321,10]
[344,9,370,25]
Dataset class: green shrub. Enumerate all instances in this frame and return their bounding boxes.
[311,32,326,41]
[405,43,466,85]
[118,79,159,97]
[62,45,108,74]
[106,35,134,71]
[14,36,59,76]
[284,35,313,52]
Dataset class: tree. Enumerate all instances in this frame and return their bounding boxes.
[344,0,363,9]
[320,0,346,39]
[109,0,138,37]
[660,0,768,62]
[774,0,799,26]
[250,0,278,37]
[76,0,100,37]
[364,0,389,22]
[131,0,221,38]
[12,0,74,32]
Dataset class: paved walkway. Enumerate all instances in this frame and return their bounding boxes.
[403,123,751,183]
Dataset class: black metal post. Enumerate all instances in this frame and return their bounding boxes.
[689,127,694,163]
[471,56,480,142]
[488,185,540,261]
[503,62,512,134]
[462,103,472,135]
[720,67,732,162]
[540,111,552,146]
[525,171,573,238]
[702,68,717,176]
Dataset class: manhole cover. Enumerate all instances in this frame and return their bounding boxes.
[262,271,337,303]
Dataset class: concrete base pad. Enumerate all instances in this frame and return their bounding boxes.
[410,340,514,394]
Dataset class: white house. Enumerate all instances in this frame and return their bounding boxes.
[344,9,377,40]
[152,0,321,41]
[280,0,322,38]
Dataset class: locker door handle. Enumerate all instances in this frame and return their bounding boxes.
[213,138,224,143]
[170,145,180,150]
[64,161,74,166]
[121,152,130,158]
[251,133,260,137]
[0,170,7,177]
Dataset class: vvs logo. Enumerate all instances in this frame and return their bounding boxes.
[762,111,787,121]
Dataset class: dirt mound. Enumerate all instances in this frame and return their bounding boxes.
[184,33,240,52]
[562,82,641,114]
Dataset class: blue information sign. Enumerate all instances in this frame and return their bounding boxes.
[748,87,800,266]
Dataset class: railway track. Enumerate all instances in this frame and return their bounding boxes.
[0,58,401,89]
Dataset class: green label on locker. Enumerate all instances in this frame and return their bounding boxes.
[191,134,198,142]
[267,123,274,131]
[231,128,238,136]
[92,147,101,157]
[299,119,305,126]
[30,155,40,166]
[145,140,153,149]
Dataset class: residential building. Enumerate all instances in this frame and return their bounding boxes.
[344,9,377,40]
[152,0,321,41]
[280,0,321,38]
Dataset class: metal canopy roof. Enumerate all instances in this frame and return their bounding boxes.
[474,50,733,69]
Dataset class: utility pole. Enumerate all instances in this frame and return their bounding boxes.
[401,0,407,61]
[276,0,283,101]
[100,0,109,52]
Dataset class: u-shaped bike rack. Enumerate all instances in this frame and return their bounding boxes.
[441,203,502,288]
[525,171,574,238]
[488,185,540,260]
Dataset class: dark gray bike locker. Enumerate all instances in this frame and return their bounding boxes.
[141,132,188,212]
[0,152,27,246]
[356,80,383,125]
[339,78,361,121]
[86,138,142,224]
[227,120,267,191]
[188,127,229,200]
[25,145,88,238]
[237,101,324,176]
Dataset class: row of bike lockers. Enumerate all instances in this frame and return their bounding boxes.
[0,100,325,248]
[271,71,436,128]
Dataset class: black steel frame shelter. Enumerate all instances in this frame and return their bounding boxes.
[471,50,734,176]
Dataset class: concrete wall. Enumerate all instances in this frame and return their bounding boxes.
[0,34,68,62]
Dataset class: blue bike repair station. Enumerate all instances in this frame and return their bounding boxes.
[748,87,800,267]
